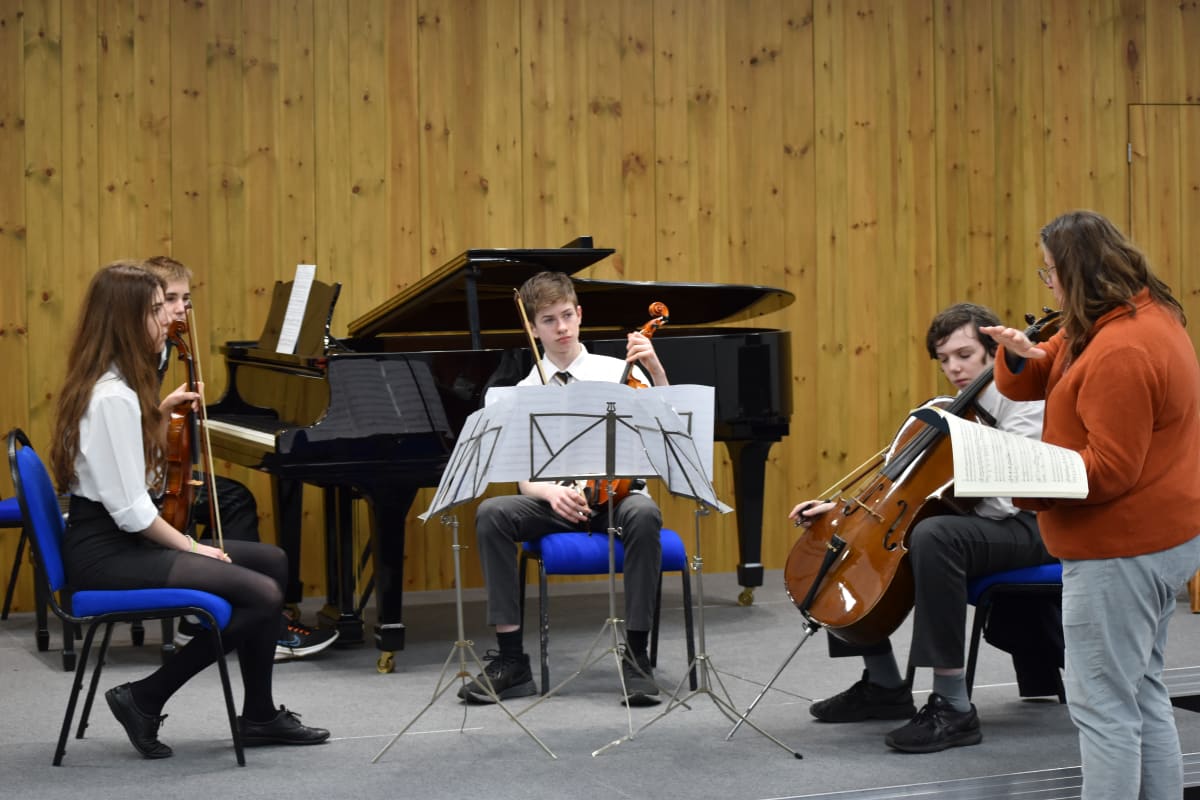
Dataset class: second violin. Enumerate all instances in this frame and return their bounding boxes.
[161,320,201,532]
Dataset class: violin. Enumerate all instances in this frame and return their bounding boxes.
[161,320,200,532]
[781,310,1061,645]
[585,302,670,507]
[160,313,226,549]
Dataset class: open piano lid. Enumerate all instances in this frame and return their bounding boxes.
[348,239,614,340]
[348,239,795,339]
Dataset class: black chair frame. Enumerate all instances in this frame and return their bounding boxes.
[904,581,1065,703]
[518,546,698,695]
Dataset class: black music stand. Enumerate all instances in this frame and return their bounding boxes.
[509,397,677,739]
[589,407,802,759]
[372,398,556,764]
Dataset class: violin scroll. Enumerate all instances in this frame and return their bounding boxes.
[619,302,670,388]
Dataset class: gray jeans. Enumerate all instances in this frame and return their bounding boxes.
[474,492,663,631]
[1062,533,1200,800]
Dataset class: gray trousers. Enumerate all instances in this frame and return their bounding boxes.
[1062,534,1200,800]
[475,492,663,631]
[828,511,1053,667]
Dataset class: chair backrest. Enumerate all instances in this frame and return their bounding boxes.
[7,429,69,594]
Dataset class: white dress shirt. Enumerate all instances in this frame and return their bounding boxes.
[519,344,649,387]
[72,366,161,532]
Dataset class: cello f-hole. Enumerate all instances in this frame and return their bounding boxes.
[883,500,909,550]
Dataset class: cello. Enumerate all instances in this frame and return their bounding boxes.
[782,311,1060,646]
[512,291,669,508]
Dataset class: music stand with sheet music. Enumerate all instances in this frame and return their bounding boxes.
[583,388,801,760]
[508,392,678,738]
[371,391,555,763]
[372,381,798,762]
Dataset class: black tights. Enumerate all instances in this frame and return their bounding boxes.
[131,540,285,722]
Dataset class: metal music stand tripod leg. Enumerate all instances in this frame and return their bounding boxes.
[372,515,555,763]
[593,506,803,759]
[516,401,681,737]
[725,533,847,739]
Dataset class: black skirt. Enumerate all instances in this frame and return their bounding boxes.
[61,495,178,590]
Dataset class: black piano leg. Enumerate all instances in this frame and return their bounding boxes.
[365,485,415,673]
[318,487,365,646]
[725,440,774,606]
[272,477,306,609]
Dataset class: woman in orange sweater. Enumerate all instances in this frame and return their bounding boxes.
[984,210,1200,800]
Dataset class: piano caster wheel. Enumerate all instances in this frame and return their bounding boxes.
[737,587,755,607]
[377,651,395,674]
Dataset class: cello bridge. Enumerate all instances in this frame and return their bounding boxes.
[848,496,884,522]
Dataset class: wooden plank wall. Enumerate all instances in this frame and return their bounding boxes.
[1,0,1197,611]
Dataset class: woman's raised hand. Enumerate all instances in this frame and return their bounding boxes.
[979,325,1048,360]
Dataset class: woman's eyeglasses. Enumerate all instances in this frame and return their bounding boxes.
[1037,265,1057,286]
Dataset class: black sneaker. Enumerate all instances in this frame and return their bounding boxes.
[810,669,915,722]
[457,650,537,704]
[275,619,339,661]
[885,693,982,753]
[621,651,661,707]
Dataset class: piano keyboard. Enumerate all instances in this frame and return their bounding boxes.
[204,418,279,450]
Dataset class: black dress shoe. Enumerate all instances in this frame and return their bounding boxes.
[105,684,172,759]
[238,706,330,747]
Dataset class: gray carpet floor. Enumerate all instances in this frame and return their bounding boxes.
[2,568,1199,800]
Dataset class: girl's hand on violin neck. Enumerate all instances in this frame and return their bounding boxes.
[979,325,1048,360]
[789,500,836,527]
[161,383,203,414]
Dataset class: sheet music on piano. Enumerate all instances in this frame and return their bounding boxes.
[275,264,316,354]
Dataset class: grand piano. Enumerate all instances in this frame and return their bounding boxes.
[205,239,793,669]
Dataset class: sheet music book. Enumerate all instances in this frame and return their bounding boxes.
[275,264,316,354]
[911,406,1088,499]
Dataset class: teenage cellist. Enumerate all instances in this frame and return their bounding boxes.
[789,303,1057,753]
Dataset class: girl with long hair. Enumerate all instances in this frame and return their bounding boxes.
[50,261,329,759]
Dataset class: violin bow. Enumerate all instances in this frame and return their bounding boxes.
[186,304,226,554]
[513,289,548,385]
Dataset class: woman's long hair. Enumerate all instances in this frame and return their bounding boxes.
[50,261,168,492]
[1040,210,1184,361]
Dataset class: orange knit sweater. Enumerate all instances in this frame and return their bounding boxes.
[994,289,1200,560]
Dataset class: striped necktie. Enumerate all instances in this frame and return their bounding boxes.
[553,371,572,386]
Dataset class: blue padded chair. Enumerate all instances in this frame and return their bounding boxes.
[519,528,697,695]
[905,561,1064,701]
[7,428,245,766]
[964,562,1065,702]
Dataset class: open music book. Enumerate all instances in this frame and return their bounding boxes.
[911,406,1088,499]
